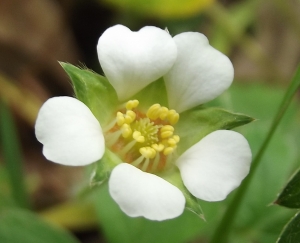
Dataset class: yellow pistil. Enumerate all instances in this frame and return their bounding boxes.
[106,99,181,172]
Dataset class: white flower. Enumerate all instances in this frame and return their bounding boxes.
[35,25,252,221]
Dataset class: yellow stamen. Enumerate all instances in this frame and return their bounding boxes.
[116,112,125,126]
[163,147,174,156]
[172,135,180,143]
[140,147,156,159]
[160,125,174,139]
[126,100,139,110]
[133,131,145,143]
[151,143,164,152]
[168,138,177,146]
[121,124,132,138]
[107,100,181,173]
[146,104,161,120]
[168,110,179,125]
[159,106,169,120]
[124,110,136,124]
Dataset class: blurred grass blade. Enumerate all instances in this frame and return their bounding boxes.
[210,65,300,243]
[0,100,30,209]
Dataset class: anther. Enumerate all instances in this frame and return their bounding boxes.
[163,147,174,156]
[173,135,180,143]
[151,143,164,152]
[121,124,132,138]
[168,110,179,125]
[159,107,169,120]
[133,131,145,143]
[146,104,161,120]
[168,138,177,146]
[116,112,125,126]
[124,110,136,124]
[140,147,156,159]
[126,100,139,110]
[160,125,174,139]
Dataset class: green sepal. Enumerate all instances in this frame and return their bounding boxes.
[160,168,205,220]
[130,77,168,110]
[90,149,122,186]
[59,62,118,126]
[176,106,255,155]
[277,212,300,243]
[274,168,300,209]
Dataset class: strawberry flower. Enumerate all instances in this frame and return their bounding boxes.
[35,25,252,221]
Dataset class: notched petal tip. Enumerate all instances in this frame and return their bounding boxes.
[35,96,105,166]
[97,25,177,101]
[164,32,234,113]
[177,130,251,201]
[108,163,185,221]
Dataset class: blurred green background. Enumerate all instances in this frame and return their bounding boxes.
[0,0,300,242]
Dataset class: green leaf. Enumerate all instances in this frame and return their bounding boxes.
[90,149,122,186]
[60,62,118,126]
[0,209,80,243]
[275,169,300,209]
[176,106,254,155]
[159,168,204,219]
[277,212,300,243]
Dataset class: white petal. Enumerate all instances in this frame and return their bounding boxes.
[164,32,234,113]
[97,25,177,101]
[35,97,105,166]
[109,163,185,221]
[176,130,251,201]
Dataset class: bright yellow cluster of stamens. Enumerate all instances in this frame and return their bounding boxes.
[146,104,179,125]
[110,100,180,172]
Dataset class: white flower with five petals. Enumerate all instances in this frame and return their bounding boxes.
[35,25,252,221]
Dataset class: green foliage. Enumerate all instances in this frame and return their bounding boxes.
[60,62,118,126]
[176,106,254,155]
[275,169,300,209]
[277,212,300,243]
[0,209,80,243]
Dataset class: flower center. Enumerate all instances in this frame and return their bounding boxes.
[105,100,180,173]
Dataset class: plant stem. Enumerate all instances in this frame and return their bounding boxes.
[210,65,300,243]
